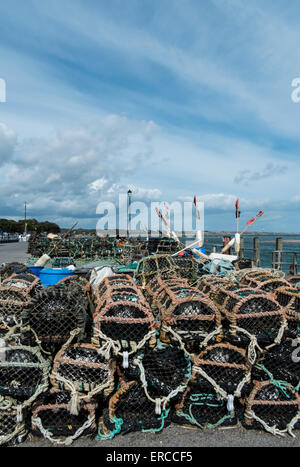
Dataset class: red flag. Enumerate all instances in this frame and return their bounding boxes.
[247,218,256,226]
[235,199,240,219]
[156,208,162,219]
[256,211,264,218]
[193,196,197,206]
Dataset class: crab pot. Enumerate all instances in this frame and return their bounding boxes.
[274,287,300,338]
[173,384,240,430]
[243,381,300,435]
[223,293,287,349]
[96,275,144,302]
[134,255,178,289]
[156,282,222,355]
[0,263,34,282]
[288,276,300,288]
[250,277,290,294]
[196,276,235,298]
[0,275,40,328]
[145,276,190,313]
[0,396,28,446]
[172,256,198,282]
[98,380,171,439]
[51,343,115,401]
[232,259,254,271]
[252,339,300,390]
[0,342,50,402]
[93,286,156,357]
[192,343,252,399]
[122,345,192,402]
[31,389,97,443]
[24,283,88,350]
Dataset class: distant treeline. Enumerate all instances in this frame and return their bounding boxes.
[0,218,61,234]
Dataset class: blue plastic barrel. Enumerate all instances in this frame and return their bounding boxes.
[38,268,76,286]
[27,266,44,278]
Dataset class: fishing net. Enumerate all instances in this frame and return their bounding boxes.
[156,239,180,255]
[244,276,290,293]
[232,259,254,271]
[51,343,115,415]
[92,277,156,366]
[0,325,50,408]
[144,276,190,314]
[120,344,192,414]
[31,389,97,445]
[222,293,287,358]
[251,339,300,392]
[173,343,251,430]
[274,287,300,338]
[173,385,240,430]
[97,380,171,439]
[288,276,300,288]
[243,381,300,437]
[0,396,28,446]
[196,276,236,299]
[0,263,33,283]
[134,255,178,289]
[172,256,198,283]
[0,274,42,326]
[157,281,222,355]
[24,282,88,351]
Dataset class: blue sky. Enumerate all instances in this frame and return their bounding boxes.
[0,0,300,232]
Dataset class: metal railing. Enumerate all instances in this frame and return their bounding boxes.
[272,250,300,274]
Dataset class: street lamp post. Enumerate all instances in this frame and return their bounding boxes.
[127,190,132,238]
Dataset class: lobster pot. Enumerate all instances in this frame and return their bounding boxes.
[156,238,180,255]
[211,286,257,312]
[192,343,252,402]
[196,276,235,299]
[51,343,115,411]
[31,389,97,444]
[0,263,33,283]
[252,339,300,391]
[0,342,50,403]
[122,345,192,405]
[25,284,88,349]
[239,271,282,287]
[244,381,300,436]
[0,278,37,328]
[288,276,300,288]
[0,396,28,446]
[172,256,198,283]
[274,287,300,338]
[134,255,178,289]
[173,384,239,430]
[157,283,222,355]
[248,277,290,294]
[2,273,41,296]
[232,259,254,271]
[96,275,144,302]
[224,294,287,350]
[145,276,189,312]
[93,291,156,360]
[98,380,171,439]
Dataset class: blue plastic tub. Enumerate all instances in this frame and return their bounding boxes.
[38,268,76,286]
[27,266,44,278]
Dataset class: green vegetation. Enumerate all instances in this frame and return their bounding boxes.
[0,218,60,234]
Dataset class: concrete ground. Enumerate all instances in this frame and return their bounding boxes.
[1,242,299,449]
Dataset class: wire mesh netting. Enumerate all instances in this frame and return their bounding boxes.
[155,280,222,355]
[0,395,28,446]
[24,281,89,351]
[243,381,300,436]
[274,287,300,338]
[51,343,115,414]
[134,255,179,289]
[98,380,171,439]
[31,389,97,444]
[92,275,156,363]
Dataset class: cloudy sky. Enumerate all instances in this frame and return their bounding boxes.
[0,0,300,232]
